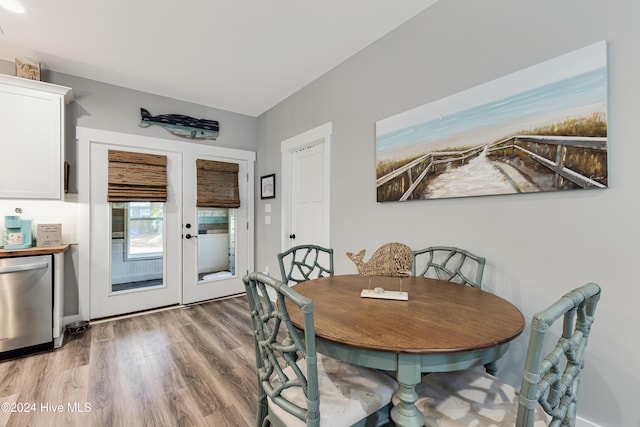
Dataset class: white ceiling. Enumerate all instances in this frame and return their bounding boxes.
[0,0,439,116]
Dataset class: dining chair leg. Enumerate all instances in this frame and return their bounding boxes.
[484,361,497,375]
[256,380,268,427]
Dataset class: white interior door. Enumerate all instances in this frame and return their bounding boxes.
[281,123,332,251]
[89,143,182,319]
[182,153,251,304]
[291,143,326,245]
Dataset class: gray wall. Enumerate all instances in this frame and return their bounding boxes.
[0,61,257,188]
[256,0,639,425]
[47,70,258,193]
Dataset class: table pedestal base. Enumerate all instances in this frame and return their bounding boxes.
[391,354,424,427]
[391,382,424,427]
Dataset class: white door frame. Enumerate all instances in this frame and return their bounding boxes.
[77,127,255,320]
[280,122,332,251]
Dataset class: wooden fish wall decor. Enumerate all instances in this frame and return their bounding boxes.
[139,108,219,140]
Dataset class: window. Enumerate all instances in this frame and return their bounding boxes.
[112,202,164,260]
[197,207,236,280]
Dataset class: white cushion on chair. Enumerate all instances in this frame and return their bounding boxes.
[269,353,398,426]
[393,367,548,426]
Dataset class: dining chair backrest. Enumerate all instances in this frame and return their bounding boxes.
[242,272,398,427]
[278,244,334,285]
[412,246,486,288]
[517,282,601,426]
[243,272,321,425]
[404,282,602,426]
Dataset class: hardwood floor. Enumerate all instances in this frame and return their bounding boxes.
[0,296,258,427]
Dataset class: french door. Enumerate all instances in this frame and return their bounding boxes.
[182,153,250,304]
[81,128,254,319]
[89,143,182,319]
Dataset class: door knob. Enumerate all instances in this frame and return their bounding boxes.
[185,233,197,239]
[289,234,296,239]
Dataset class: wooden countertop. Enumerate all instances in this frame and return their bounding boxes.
[0,244,70,258]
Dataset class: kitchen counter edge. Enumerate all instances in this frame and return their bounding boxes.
[0,244,70,258]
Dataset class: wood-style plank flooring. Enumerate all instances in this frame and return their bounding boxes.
[0,296,258,427]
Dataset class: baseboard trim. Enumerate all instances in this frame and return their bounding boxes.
[577,416,602,427]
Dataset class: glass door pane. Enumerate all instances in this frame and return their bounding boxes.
[111,202,164,293]
[197,207,236,281]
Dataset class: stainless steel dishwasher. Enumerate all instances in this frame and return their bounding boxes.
[0,255,53,359]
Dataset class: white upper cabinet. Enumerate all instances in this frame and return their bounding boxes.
[0,74,73,200]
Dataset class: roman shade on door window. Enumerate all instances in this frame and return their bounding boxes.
[107,150,168,202]
[196,159,240,208]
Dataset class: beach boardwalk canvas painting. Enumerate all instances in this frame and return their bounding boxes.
[375,41,607,202]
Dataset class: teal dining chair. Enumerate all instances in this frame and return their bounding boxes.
[278,245,334,285]
[242,272,398,427]
[412,246,486,288]
[396,282,601,427]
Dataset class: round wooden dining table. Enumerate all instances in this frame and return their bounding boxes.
[287,274,525,427]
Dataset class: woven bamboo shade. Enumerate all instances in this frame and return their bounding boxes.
[196,159,240,208]
[108,150,167,202]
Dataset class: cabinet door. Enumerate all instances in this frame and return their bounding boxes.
[0,84,63,199]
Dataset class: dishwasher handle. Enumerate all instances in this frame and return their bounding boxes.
[0,261,49,274]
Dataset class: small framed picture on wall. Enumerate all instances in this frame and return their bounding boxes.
[261,173,276,199]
